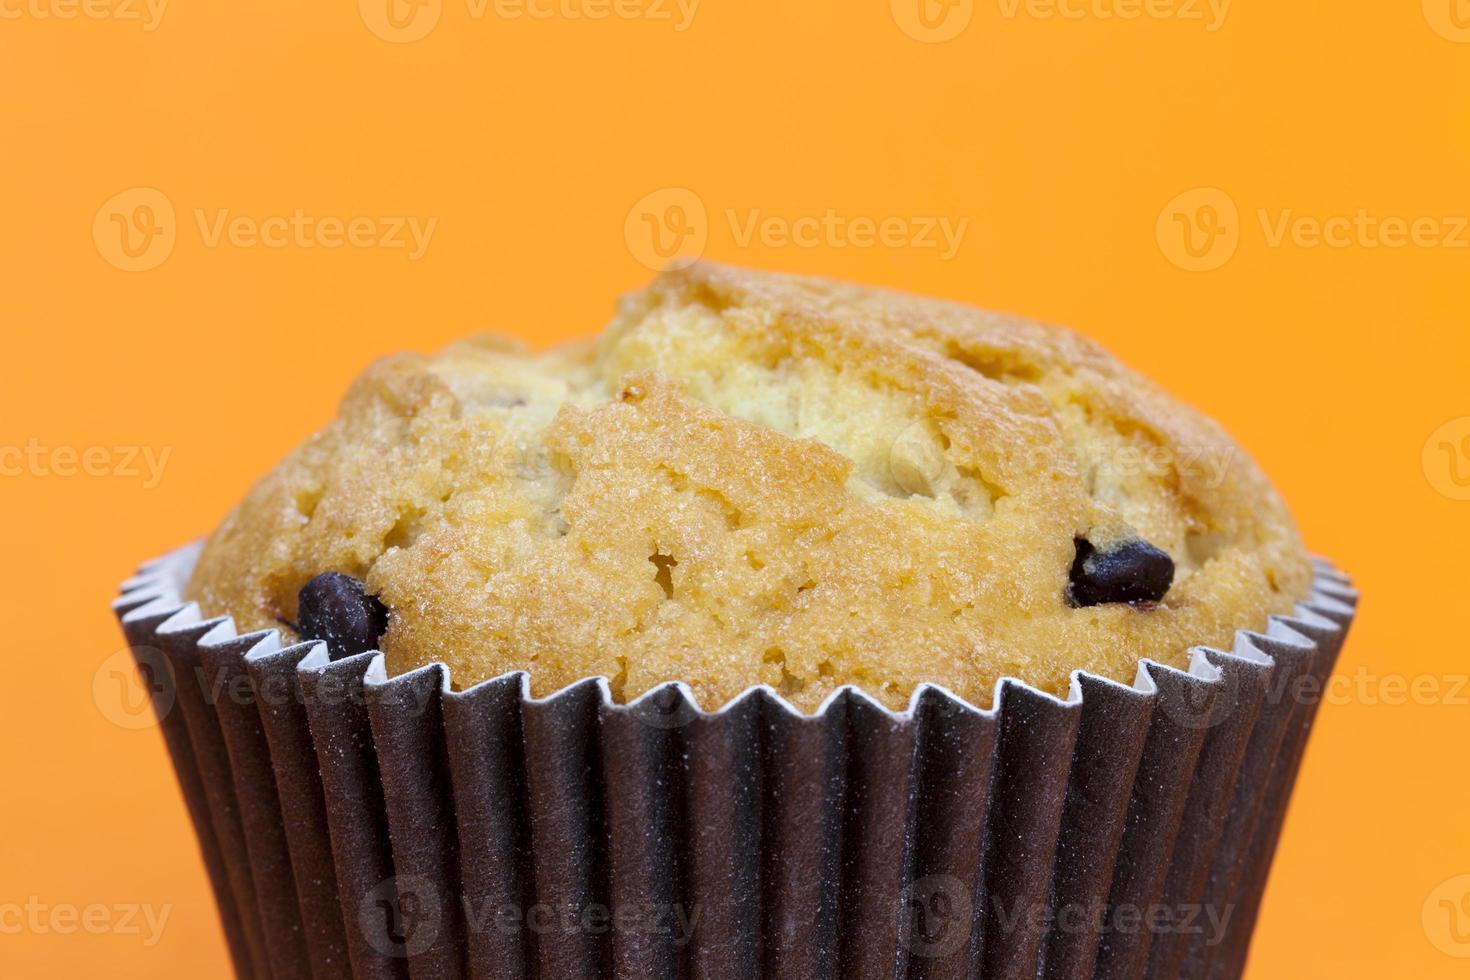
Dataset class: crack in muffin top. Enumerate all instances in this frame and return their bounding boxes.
[185,262,1311,711]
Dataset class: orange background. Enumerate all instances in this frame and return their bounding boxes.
[2,1,1468,976]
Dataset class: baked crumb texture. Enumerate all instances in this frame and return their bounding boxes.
[186,263,1311,711]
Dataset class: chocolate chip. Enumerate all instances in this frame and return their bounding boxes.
[297,572,388,658]
[1067,537,1175,607]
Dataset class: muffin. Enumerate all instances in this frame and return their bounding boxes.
[185,262,1311,712]
[117,263,1353,980]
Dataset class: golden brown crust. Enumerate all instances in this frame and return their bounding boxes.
[186,263,1312,710]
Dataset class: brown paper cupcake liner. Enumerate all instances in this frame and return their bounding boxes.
[113,544,1355,980]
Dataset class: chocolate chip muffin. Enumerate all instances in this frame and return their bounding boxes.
[185,262,1311,711]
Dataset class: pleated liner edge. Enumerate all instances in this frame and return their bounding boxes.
[113,543,1356,980]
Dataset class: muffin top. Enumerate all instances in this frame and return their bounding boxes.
[186,263,1311,711]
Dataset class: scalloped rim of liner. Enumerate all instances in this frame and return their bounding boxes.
[116,541,1357,722]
